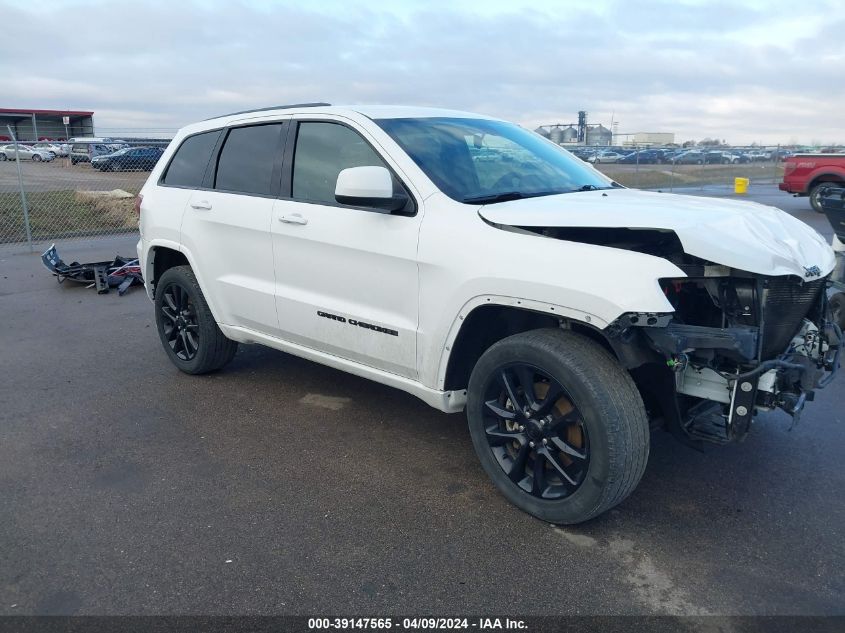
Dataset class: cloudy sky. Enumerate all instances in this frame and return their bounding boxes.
[2,0,842,144]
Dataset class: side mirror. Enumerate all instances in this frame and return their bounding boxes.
[335,166,408,213]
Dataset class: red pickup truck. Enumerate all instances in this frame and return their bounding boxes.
[780,154,845,212]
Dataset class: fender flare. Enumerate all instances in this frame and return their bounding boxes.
[806,168,845,193]
[433,294,610,390]
[144,240,227,326]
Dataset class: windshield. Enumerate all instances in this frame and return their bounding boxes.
[376,117,614,203]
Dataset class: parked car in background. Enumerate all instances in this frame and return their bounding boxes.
[587,151,626,164]
[657,148,680,161]
[567,148,593,162]
[771,149,795,162]
[661,149,685,162]
[70,141,127,164]
[33,142,67,157]
[0,144,56,162]
[617,149,663,164]
[703,150,734,164]
[672,150,706,164]
[746,150,769,162]
[91,146,165,171]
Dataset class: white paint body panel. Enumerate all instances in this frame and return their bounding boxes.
[335,166,396,200]
[478,188,836,280]
[271,197,422,378]
[137,104,837,412]
[415,192,683,389]
[180,189,278,335]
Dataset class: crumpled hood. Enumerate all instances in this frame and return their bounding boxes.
[478,188,836,278]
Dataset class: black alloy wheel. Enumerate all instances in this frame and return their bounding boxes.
[481,363,590,500]
[467,329,649,524]
[154,265,237,374]
[160,282,200,361]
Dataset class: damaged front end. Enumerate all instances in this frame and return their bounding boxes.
[481,187,841,445]
[608,270,841,444]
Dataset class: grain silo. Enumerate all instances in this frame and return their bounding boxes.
[561,126,578,143]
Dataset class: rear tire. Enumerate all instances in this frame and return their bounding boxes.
[810,182,837,213]
[154,265,237,375]
[467,329,649,524]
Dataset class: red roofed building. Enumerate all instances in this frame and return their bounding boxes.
[0,108,95,142]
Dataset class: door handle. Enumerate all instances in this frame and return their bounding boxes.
[190,200,212,210]
[279,213,308,225]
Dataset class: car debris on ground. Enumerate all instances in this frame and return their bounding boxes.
[41,243,143,295]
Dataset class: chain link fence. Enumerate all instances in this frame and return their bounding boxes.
[0,123,172,252]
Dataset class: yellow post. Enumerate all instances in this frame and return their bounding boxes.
[734,177,749,194]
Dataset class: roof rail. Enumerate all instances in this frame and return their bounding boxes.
[204,102,331,121]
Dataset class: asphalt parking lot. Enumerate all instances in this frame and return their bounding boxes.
[1,185,843,618]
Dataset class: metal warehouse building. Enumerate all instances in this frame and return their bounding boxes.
[0,108,95,142]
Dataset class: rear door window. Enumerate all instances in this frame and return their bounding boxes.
[214,124,283,196]
[162,130,222,188]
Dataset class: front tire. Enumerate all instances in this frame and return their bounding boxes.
[32,154,41,162]
[467,329,649,524]
[154,265,237,374]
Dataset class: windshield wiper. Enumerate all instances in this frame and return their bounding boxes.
[574,184,614,191]
[462,190,566,205]
[462,191,528,204]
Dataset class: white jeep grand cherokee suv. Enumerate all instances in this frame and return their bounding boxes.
[137,103,840,524]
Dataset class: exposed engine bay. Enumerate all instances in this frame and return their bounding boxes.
[520,225,843,445]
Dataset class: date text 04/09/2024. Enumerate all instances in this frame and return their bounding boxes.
[306,617,527,630]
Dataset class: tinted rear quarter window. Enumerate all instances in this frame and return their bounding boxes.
[214,124,283,196]
[163,130,222,188]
